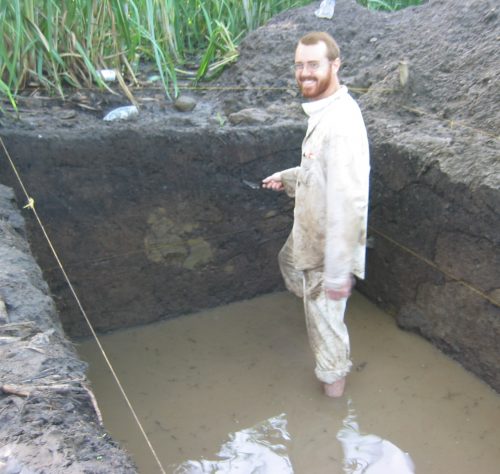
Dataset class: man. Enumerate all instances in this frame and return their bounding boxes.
[262,32,370,398]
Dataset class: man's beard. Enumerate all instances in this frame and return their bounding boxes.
[298,72,332,99]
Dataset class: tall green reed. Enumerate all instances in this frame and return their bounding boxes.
[357,0,423,11]
[0,0,312,106]
[0,0,423,108]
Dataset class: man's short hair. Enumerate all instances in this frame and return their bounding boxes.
[298,32,340,61]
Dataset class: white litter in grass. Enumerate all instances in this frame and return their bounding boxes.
[103,105,138,122]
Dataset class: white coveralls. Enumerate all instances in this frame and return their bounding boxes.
[279,86,370,384]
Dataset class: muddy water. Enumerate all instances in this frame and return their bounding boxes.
[76,292,500,473]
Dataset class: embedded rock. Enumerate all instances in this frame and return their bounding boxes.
[228,108,272,125]
[174,95,197,112]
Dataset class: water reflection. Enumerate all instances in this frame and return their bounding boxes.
[173,414,293,473]
[337,403,415,474]
[173,404,414,473]
[77,292,499,473]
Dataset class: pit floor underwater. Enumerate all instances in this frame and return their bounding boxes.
[76,291,500,474]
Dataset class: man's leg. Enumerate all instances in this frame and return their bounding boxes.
[278,235,304,298]
[324,377,346,398]
[303,269,351,397]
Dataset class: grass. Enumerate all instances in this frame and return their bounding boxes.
[0,0,423,109]
[0,0,313,105]
[357,0,423,11]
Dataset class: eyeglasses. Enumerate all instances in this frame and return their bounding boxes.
[293,60,332,72]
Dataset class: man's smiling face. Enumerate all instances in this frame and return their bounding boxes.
[294,41,340,100]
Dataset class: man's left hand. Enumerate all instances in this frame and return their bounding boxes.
[325,276,354,300]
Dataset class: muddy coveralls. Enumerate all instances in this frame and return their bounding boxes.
[279,86,370,384]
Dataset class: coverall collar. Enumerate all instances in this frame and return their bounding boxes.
[301,85,348,117]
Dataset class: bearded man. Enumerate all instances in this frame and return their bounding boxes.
[262,32,370,398]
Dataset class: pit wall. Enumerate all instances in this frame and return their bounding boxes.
[361,141,499,392]
[1,122,498,392]
[0,185,137,472]
[0,123,302,336]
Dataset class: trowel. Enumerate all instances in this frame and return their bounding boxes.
[241,178,263,190]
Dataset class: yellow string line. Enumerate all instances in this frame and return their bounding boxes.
[173,84,375,93]
[1,124,496,311]
[0,136,167,474]
[399,105,499,141]
[369,225,500,308]
[4,83,496,140]
[171,84,495,140]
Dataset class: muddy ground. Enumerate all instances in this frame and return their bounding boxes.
[0,0,498,472]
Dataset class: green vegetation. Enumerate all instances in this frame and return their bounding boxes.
[357,0,423,11]
[0,0,312,104]
[0,0,424,108]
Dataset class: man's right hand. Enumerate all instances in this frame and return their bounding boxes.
[262,172,284,191]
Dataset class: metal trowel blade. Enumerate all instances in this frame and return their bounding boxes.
[242,179,262,190]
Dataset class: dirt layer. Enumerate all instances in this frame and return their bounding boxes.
[0,184,136,472]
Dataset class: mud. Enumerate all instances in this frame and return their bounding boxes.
[76,291,500,474]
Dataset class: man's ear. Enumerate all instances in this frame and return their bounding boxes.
[331,57,341,73]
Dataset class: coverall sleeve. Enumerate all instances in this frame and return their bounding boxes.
[324,132,369,289]
[280,166,300,197]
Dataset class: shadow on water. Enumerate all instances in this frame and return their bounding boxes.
[76,292,500,474]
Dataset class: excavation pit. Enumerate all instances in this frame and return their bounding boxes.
[0,0,498,471]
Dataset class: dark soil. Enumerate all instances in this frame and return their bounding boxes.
[1,0,498,182]
[2,1,496,140]
[0,185,137,472]
[1,0,497,192]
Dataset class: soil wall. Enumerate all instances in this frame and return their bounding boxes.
[1,109,498,393]
[0,123,302,336]
[359,140,499,392]
[0,184,137,472]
